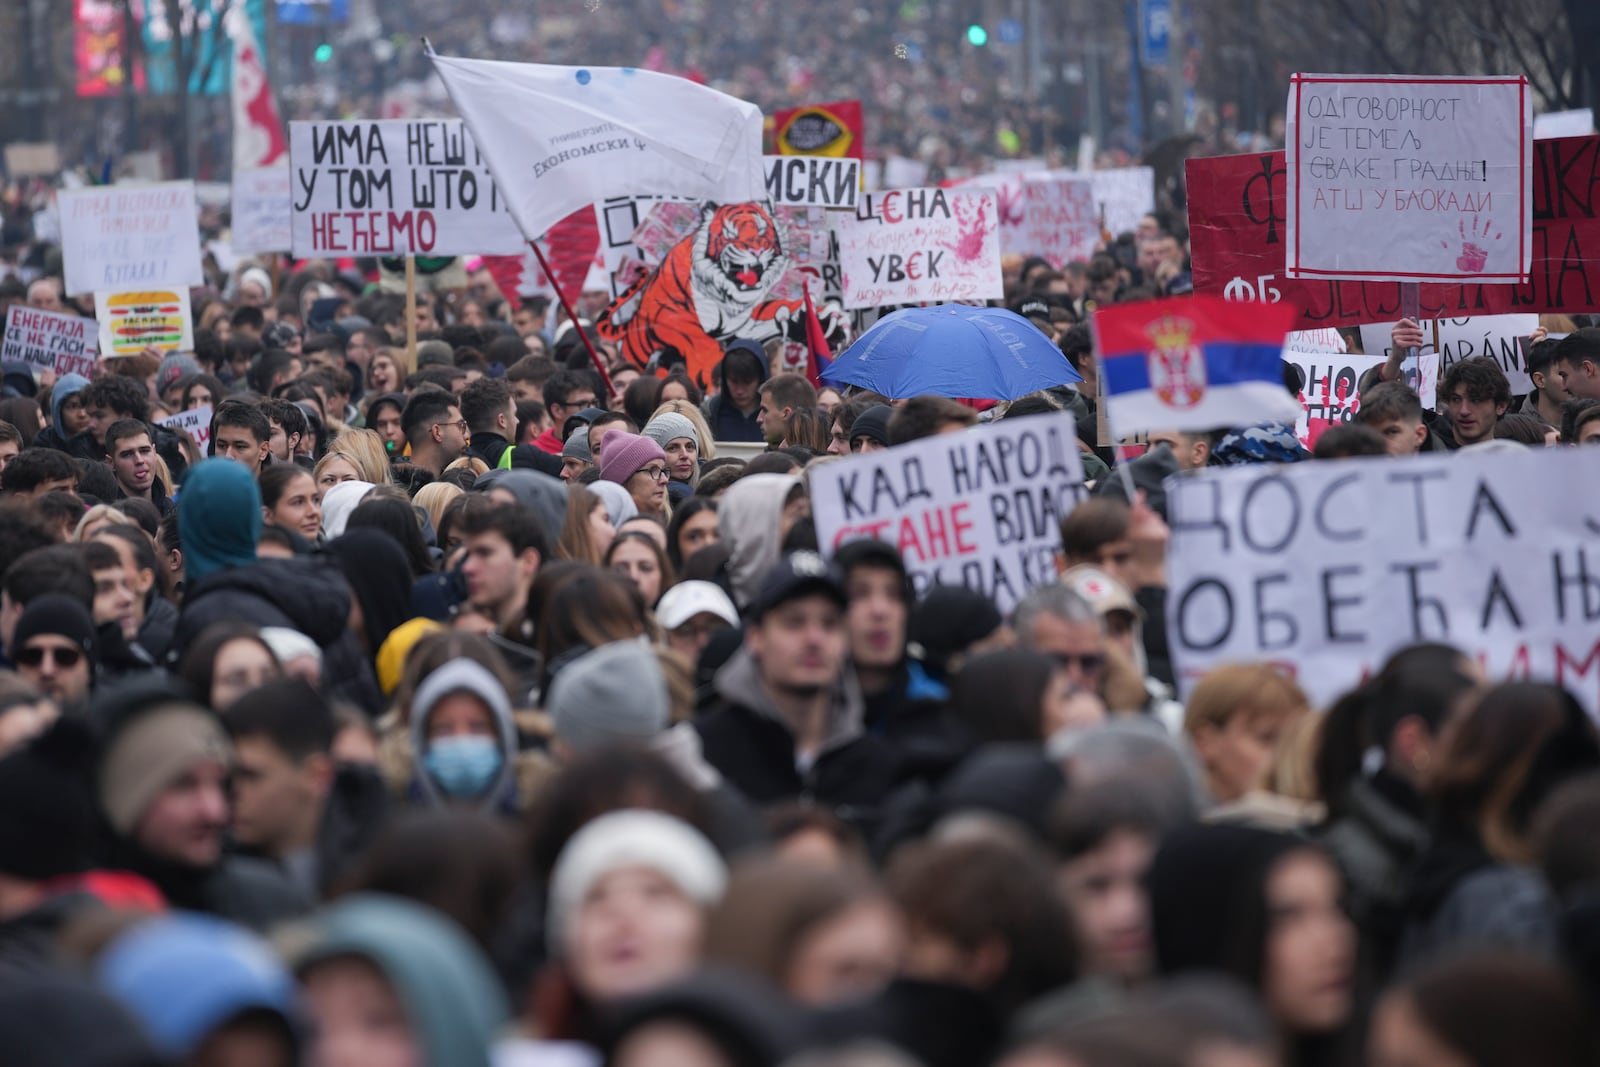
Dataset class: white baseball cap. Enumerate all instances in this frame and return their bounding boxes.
[656,580,741,632]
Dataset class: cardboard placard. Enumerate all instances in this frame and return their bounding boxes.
[289,119,526,256]
[1285,74,1532,282]
[2,306,99,379]
[810,412,1086,611]
[58,181,204,296]
[763,155,860,210]
[158,403,212,456]
[1016,175,1099,268]
[1357,313,1537,398]
[94,289,195,357]
[231,166,292,254]
[835,188,1003,309]
[1166,448,1600,715]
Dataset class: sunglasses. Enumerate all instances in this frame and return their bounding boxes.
[16,645,83,669]
[1054,653,1105,673]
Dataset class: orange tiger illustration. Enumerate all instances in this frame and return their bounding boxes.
[596,202,803,389]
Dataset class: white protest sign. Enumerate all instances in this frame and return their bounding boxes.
[835,188,1003,309]
[1287,328,1348,354]
[1166,448,1600,715]
[883,156,929,190]
[1283,347,1386,448]
[1016,175,1099,268]
[158,404,212,457]
[231,166,292,254]
[94,289,195,358]
[1534,109,1594,140]
[1358,313,1536,399]
[289,120,526,257]
[1085,167,1155,237]
[2,306,99,379]
[58,181,204,297]
[810,413,1086,611]
[763,155,860,210]
[1285,73,1533,283]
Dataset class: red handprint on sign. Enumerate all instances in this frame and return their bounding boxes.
[1444,216,1504,273]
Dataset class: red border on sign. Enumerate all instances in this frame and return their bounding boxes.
[1287,74,1529,283]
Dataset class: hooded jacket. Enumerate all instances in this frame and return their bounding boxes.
[695,646,899,828]
[476,468,569,542]
[407,659,521,811]
[292,894,509,1067]
[32,373,90,453]
[174,556,384,716]
[701,342,769,443]
[718,473,799,609]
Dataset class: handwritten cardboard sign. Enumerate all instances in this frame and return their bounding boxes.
[835,187,1003,309]
[1285,74,1532,282]
[58,181,204,296]
[810,413,1086,611]
[2,306,99,379]
[94,289,195,358]
[158,403,212,456]
[289,119,526,256]
[763,155,860,210]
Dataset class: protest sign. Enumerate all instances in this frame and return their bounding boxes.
[836,188,1003,309]
[289,120,527,257]
[1357,313,1536,396]
[1087,167,1155,237]
[1282,347,1387,448]
[1534,109,1593,139]
[1284,74,1532,283]
[1165,448,1600,715]
[94,289,195,358]
[2,306,99,379]
[231,167,292,253]
[764,155,860,210]
[4,143,60,178]
[1186,135,1600,329]
[810,412,1086,611]
[883,157,930,190]
[158,404,212,457]
[58,181,204,297]
[771,99,864,159]
[1016,175,1098,268]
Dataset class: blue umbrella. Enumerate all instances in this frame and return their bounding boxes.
[821,305,1083,400]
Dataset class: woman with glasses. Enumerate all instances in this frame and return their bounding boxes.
[596,429,671,520]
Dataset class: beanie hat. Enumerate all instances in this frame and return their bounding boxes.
[13,594,97,658]
[177,460,262,583]
[849,405,893,447]
[98,704,232,835]
[318,480,377,540]
[376,617,442,697]
[549,810,726,953]
[562,428,593,463]
[642,412,699,451]
[909,585,1004,680]
[156,353,200,394]
[547,642,670,753]
[0,716,99,881]
[599,430,666,485]
[259,627,323,669]
[239,266,272,299]
[97,914,296,1060]
[590,481,638,527]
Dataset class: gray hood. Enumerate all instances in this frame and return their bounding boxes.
[477,469,568,542]
[717,473,799,609]
[712,645,867,761]
[407,659,519,809]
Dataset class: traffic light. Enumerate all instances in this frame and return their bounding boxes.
[966,24,988,46]
[314,43,334,63]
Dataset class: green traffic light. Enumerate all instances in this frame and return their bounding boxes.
[314,43,333,63]
[966,24,988,45]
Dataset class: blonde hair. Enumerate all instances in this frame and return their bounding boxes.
[443,456,490,477]
[413,482,463,534]
[651,399,718,459]
[73,504,137,543]
[321,428,391,485]
[1184,663,1310,736]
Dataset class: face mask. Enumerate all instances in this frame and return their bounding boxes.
[423,736,503,798]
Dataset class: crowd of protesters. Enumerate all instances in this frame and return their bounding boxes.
[0,200,1597,1067]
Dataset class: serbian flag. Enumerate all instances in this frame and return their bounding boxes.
[1092,295,1301,441]
[802,285,833,388]
[429,48,764,244]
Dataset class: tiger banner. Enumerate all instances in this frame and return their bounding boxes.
[594,201,849,390]
[1186,134,1600,329]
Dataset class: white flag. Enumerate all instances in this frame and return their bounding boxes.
[229,8,286,172]
[429,52,765,242]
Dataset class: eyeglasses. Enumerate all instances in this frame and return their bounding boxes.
[638,465,671,482]
[1053,653,1105,674]
[16,645,83,669]
[434,419,469,434]
[566,396,598,410]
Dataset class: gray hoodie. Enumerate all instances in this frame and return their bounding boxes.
[407,659,519,809]
[717,473,799,609]
[476,469,569,541]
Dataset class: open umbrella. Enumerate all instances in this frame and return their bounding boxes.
[821,305,1082,400]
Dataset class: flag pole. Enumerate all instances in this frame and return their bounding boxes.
[404,256,418,376]
[529,239,614,399]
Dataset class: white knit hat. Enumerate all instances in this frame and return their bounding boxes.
[547,810,726,953]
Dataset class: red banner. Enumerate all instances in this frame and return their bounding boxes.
[1187,135,1600,328]
[74,0,144,98]
[769,100,865,160]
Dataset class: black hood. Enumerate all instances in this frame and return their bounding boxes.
[181,557,351,648]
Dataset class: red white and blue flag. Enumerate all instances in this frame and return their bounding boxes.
[1092,295,1301,440]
